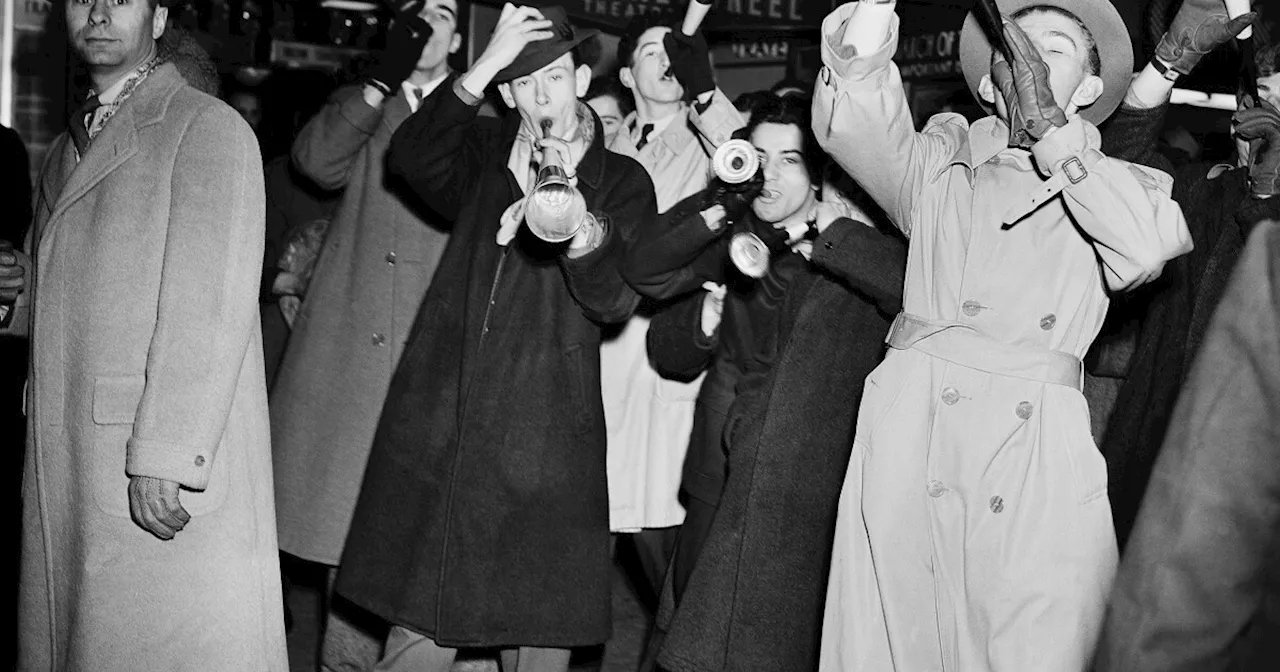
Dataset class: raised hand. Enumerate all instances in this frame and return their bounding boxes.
[366,5,433,91]
[663,29,715,99]
[991,20,1066,149]
[1234,98,1280,198]
[474,3,554,74]
[1156,0,1256,77]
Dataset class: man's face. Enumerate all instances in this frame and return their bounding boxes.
[587,94,624,146]
[1258,73,1280,110]
[499,53,592,137]
[621,27,683,104]
[981,10,1101,119]
[230,92,262,131]
[750,122,816,225]
[66,0,167,81]
[414,0,463,72]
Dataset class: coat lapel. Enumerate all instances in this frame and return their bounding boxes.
[45,64,179,232]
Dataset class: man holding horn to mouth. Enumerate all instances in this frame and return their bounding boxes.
[332,3,657,671]
[811,0,1191,669]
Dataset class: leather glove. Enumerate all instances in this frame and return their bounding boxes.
[704,173,764,226]
[128,475,190,541]
[991,20,1066,150]
[1155,0,1256,76]
[1234,98,1280,198]
[663,29,716,99]
[367,3,433,91]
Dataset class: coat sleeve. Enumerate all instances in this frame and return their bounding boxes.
[559,161,657,324]
[646,291,716,381]
[811,8,967,237]
[688,88,746,157]
[1094,222,1280,672]
[1100,103,1177,177]
[124,107,265,491]
[1028,119,1193,292]
[291,84,382,191]
[385,78,499,223]
[809,218,907,315]
[623,189,728,299]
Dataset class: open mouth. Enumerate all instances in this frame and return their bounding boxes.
[757,188,781,202]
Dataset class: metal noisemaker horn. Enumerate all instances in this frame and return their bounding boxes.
[525,118,588,243]
[712,139,760,184]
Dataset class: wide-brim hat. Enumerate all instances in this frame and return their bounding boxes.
[959,0,1133,125]
[494,5,598,82]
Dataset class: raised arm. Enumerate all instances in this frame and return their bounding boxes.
[623,188,731,299]
[1025,119,1192,292]
[291,84,386,191]
[812,2,965,235]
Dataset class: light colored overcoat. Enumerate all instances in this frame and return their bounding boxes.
[270,83,450,564]
[17,63,287,671]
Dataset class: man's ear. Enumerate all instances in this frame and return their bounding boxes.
[978,74,996,105]
[1070,74,1104,110]
[498,82,516,109]
[619,66,636,92]
[575,63,591,98]
[449,33,462,55]
[152,6,168,39]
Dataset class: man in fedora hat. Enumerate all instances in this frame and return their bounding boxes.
[332,3,657,671]
[14,0,287,669]
[809,0,1191,669]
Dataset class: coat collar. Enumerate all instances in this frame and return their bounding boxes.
[932,114,1103,183]
[44,63,185,236]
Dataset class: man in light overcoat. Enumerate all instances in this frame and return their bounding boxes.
[11,1,287,669]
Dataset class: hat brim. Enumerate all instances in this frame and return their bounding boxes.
[958,0,1133,126]
[494,29,599,83]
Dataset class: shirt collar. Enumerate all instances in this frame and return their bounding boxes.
[90,48,160,105]
[402,72,449,110]
[627,106,688,145]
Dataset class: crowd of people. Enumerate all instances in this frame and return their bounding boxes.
[1,0,1280,670]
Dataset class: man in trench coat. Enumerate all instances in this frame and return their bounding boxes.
[11,1,287,669]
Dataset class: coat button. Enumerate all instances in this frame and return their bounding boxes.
[927,480,946,498]
[961,300,982,317]
[194,455,205,467]
[990,495,1004,513]
[385,252,397,264]
[372,333,387,346]
[1039,314,1056,330]
[1016,401,1034,420]
[940,387,960,405]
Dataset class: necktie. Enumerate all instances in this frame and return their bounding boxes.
[69,94,101,155]
[412,87,425,111]
[635,123,655,151]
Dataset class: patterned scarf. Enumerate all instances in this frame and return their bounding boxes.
[81,55,164,154]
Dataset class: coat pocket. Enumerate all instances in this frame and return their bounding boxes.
[1059,390,1109,505]
[90,375,232,518]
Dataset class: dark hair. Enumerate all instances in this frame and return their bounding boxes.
[1011,5,1102,77]
[770,78,811,99]
[733,91,774,116]
[733,95,828,186]
[571,34,601,70]
[617,13,678,69]
[1254,9,1278,77]
[585,75,634,115]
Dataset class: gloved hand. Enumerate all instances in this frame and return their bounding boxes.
[128,475,191,541]
[1234,98,1280,198]
[991,20,1066,149]
[703,173,764,226]
[0,240,25,304]
[1155,0,1255,76]
[367,2,433,91]
[664,29,716,99]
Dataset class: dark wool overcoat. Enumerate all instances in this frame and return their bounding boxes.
[655,219,906,672]
[334,83,657,648]
[1099,103,1280,548]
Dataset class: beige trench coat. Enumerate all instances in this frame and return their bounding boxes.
[17,64,287,671]
[812,7,1191,672]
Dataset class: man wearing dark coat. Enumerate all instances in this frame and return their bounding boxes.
[334,3,657,671]
[1098,0,1280,548]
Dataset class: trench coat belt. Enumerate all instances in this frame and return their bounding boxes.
[885,312,1084,391]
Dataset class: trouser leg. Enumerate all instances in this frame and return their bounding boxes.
[499,646,572,672]
[630,526,679,600]
[371,626,458,672]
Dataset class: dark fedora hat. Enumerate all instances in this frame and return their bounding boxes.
[494,4,598,82]
[958,0,1133,125]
